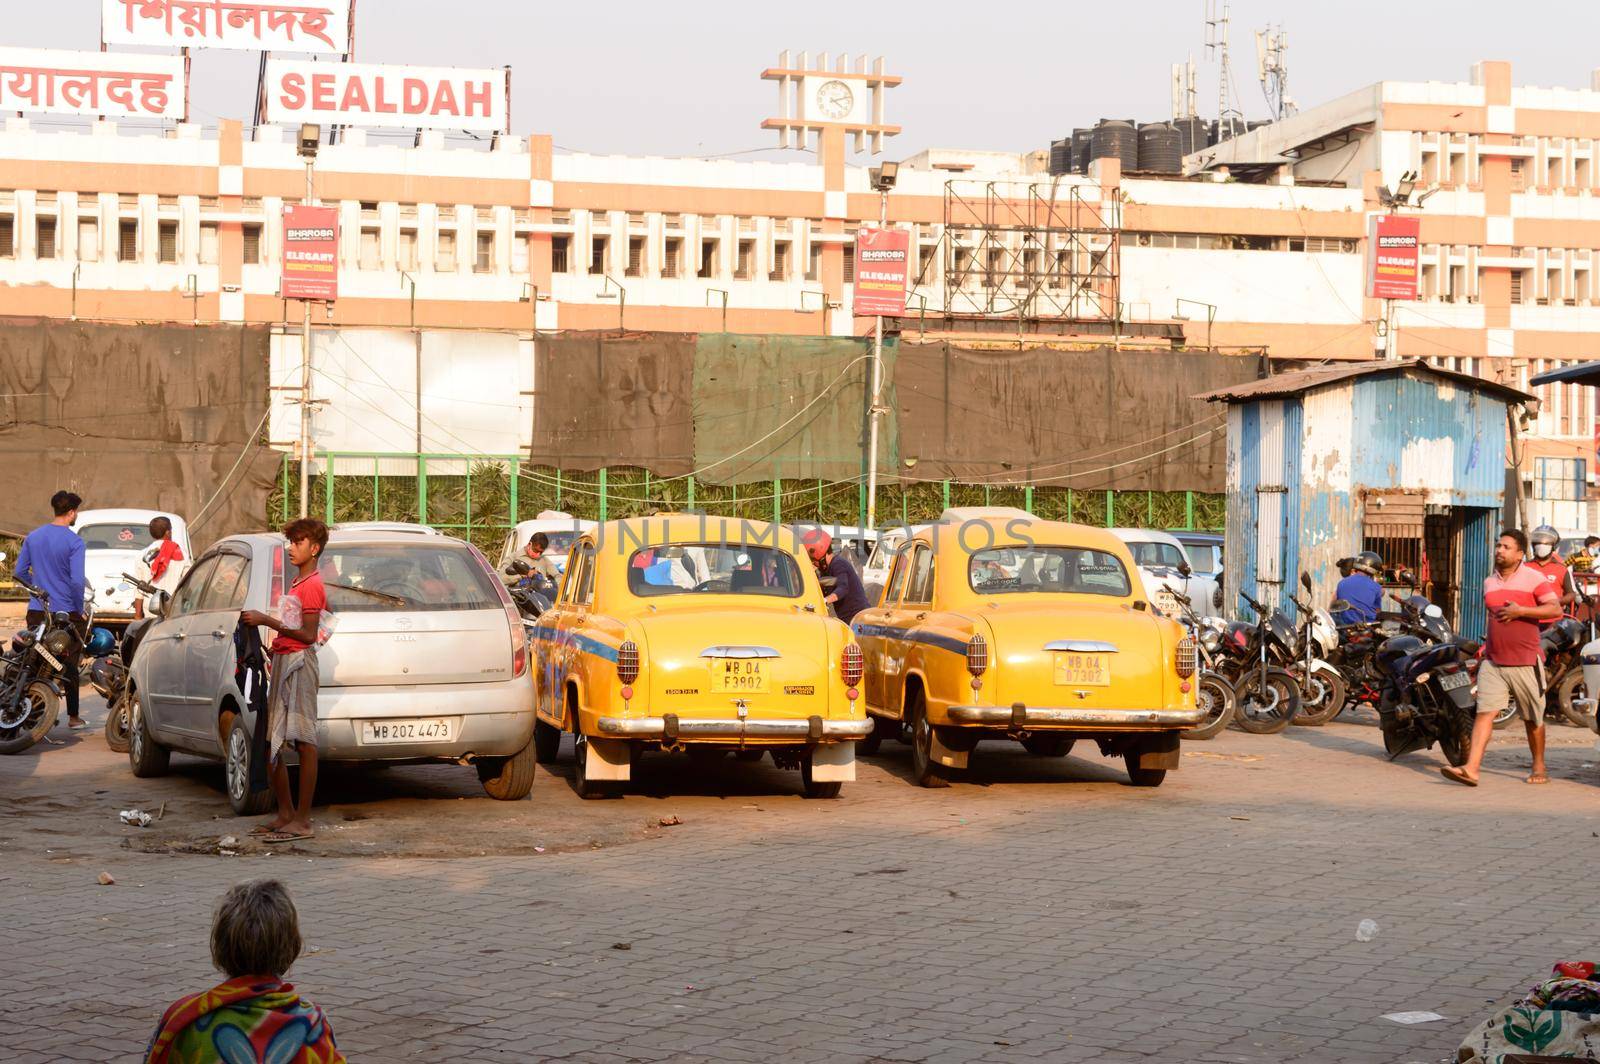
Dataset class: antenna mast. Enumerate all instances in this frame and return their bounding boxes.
[1256,25,1294,120]
[1206,0,1243,129]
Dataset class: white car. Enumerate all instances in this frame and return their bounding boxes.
[496,511,596,580]
[1111,528,1222,620]
[72,508,191,626]
[333,521,442,536]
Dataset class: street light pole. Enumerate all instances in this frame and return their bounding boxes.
[864,179,890,534]
[299,152,313,518]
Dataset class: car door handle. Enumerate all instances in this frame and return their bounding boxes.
[914,612,928,621]
[211,628,228,639]
[174,631,186,641]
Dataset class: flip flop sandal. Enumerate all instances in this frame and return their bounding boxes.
[1525,774,1550,784]
[1440,766,1479,787]
[262,832,313,845]
[248,825,284,837]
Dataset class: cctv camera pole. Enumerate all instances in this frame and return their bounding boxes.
[864,181,889,533]
[298,150,316,519]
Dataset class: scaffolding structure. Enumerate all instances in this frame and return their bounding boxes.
[910,177,1121,331]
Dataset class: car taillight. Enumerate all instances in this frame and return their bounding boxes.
[841,643,863,688]
[269,545,285,608]
[507,604,528,678]
[1176,636,1197,678]
[618,640,640,686]
[966,634,988,677]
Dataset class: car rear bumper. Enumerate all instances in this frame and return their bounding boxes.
[593,714,872,743]
[315,680,535,760]
[942,704,1205,730]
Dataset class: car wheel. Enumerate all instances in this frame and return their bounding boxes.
[103,691,132,753]
[574,733,621,800]
[800,750,843,799]
[533,718,562,764]
[1021,734,1074,757]
[907,695,950,788]
[225,715,274,816]
[478,739,537,801]
[1123,750,1168,787]
[128,689,170,778]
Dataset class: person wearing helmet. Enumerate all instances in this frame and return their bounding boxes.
[1332,550,1384,625]
[1525,525,1576,623]
[801,529,869,625]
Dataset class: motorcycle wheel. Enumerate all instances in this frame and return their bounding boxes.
[1491,702,1518,730]
[0,681,61,754]
[1181,672,1236,740]
[1289,663,1348,727]
[103,691,132,753]
[1557,668,1595,730]
[1438,711,1472,768]
[1232,668,1301,735]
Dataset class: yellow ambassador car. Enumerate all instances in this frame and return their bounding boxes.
[529,515,872,798]
[852,508,1201,788]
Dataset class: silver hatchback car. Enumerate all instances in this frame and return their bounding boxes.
[125,530,537,813]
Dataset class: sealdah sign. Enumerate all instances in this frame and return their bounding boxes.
[265,59,507,134]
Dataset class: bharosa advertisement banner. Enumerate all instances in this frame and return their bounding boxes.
[1366,214,1420,300]
[282,205,338,302]
[854,227,911,316]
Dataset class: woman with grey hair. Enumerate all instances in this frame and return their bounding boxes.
[144,879,344,1063]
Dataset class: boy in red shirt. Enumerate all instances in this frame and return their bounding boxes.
[241,518,329,843]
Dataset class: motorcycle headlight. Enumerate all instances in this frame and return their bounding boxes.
[43,629,74,657]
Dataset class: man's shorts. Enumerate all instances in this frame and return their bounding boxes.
[1476,660,1546,725]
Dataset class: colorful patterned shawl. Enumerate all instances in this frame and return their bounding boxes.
[144,976,344,1064]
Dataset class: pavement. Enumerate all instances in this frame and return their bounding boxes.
[2,682,1598,1063]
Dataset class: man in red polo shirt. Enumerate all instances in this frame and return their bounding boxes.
[1443,529,1562,787]
[1526,524,1576,621]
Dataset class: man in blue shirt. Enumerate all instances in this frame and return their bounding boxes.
[802,530,870,625]
[15,490,88,729]
[1333,551,1384,626]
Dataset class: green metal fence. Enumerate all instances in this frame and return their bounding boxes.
[270,452,1225,555]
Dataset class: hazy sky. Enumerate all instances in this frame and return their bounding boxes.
[11,1,1600,161]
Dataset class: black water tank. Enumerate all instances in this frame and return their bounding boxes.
[1049,138,1070,174]
[1214,116,1247,143]
[1137,122,1183,173]
[1090,119,1138,172]
[1175,116,1211,157]
[1071,128,1093,173]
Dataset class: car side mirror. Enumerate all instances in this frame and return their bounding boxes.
[1178,562,1192,578]
[1300,572,1313,592]
[151,590,171,618]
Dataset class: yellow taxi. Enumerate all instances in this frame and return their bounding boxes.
[852,508,1201,788]
[529,515,872,798]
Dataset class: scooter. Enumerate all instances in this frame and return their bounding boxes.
[93,572,162,753]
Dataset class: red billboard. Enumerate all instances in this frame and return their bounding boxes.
[854,227,911,316]
[1366,214,1420,301]
[282,204,338,302]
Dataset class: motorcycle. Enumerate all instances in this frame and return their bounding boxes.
[1215,591,1302,735]
[505,560,555,621]
[0,554,104,755]
[1285,572,1347,727]
[1544,579,1597,729]
[1374,627,1481,766]
[93,571,161,753]
[1168,586,1237,740]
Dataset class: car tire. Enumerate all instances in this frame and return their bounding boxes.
[574,733,621,800]
[127,689,170,778]
[533,718,562,764]
[225,715,274,816]
[1557,668,1594,730]
[478,739,537,801]
[0,680,60,755]
[908,695,950,788]
[800,751,843,799]
[1021,734,1074,757]
[103,691,132,754]
[1123,750,1167,787]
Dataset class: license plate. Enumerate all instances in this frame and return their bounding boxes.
[1155,591,1179,616]
[1054,652,1110,686]
[710,658,769,693]
[35,644,63,671]
[360,718,455,744]
[1439,671,1472,692]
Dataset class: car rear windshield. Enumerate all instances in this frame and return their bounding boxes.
[319,544,502,612]
[1124,540,1187,569]
[77,523,156,551]
[969,547,1132,597]
[627,544,803,598]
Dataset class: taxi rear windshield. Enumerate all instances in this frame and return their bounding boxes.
[627,545,803,598]
[969,547,1131,597]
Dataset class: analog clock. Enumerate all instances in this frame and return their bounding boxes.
[814,79,855,121]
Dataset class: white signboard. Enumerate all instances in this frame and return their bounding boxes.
[0,47,186,120]
[265,59,507,133]
[102,0,351,54]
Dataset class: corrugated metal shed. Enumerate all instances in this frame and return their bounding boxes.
[1195,359,1525,638]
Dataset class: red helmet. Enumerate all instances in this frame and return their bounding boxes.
[801,528,832,564]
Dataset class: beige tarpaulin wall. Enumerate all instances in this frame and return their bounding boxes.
[0,319,277,547]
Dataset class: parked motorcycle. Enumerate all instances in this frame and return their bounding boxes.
[1216,591,1302,735]
[1169,586,1237,740]
[93,571,161,753]
[1375,628,1481,766]
[1285,572,1347,727]
[1544,600,1596,730]
[0,554,96,755]
[505,560,555,621]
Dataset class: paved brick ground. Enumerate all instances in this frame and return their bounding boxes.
[2,691,1597,1063]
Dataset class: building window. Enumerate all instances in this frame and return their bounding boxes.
[698,239,717,279]
[77,217,98,261]
[118,220,138,262]
[735,239,754,279]
[199,222,218,265]
[437,230,457,272]
[806,243,821,281]
[36,216,56,259]
[398,229,418,271]
[0,215,12,258]
[1510,270,1524,305]
[242,224,261,265]
[551,234,570,273]
[590,236,607,275]
[1510,157,1526,192]
[626,236,644,277]
[475,231,494,273]
[1536,457,1585,499]
[512,234,528,274]
[663,237,682,278]
[983,248,1002,287]
[844,246,856,283]
[355,227,379,271]
[158,221,178,264]
[770,242,790,282]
